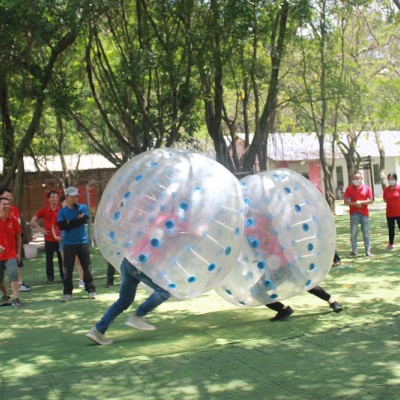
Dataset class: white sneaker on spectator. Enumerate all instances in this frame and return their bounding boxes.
[86,326,113,345]
[19,283,32,292]
[89,292,96,300]
[78,280,84,288]
[125,315,156,331]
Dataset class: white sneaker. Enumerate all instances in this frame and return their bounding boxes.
[19,283,32,292]
[86,326,113,345]
[89,292,96,300]
[125,315,156,331]
[78,280,84,288]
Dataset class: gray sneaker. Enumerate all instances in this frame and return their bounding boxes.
[12,298,23,308]
[61,294,72,302]
[125,314,156,331]
[89,292,96,300]
[86,326,113,345]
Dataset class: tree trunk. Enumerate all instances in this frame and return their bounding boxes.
[373,130,387,190]
[241,0,289,172]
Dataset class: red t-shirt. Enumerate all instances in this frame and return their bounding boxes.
[383,184,400,217]
[10,205,21,221]
[0,215,22,260]
[35,205,60,242]
[343,184,373,217]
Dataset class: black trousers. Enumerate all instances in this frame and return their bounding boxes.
[386,216,400,245]
[63,243,95,295]
[266,285,331,312]
[44,241,63,281]
[107,262,116,284]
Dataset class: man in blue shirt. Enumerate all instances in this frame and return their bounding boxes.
[57,186,96,301]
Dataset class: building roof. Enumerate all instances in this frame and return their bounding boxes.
[266,131,400,161]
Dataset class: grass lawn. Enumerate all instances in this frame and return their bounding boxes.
[1,199,399,399]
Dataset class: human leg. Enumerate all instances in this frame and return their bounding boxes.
[75,256,84,288]
[44,241,55,282]
[106,262,116,287]
[0,264,10,303]
[266,302,294,321]
[385,217,395,249]
[63,244,77,296]
[359,215,371,255]
[308,285,342,312]
[350,213,360,254]
[95,259,140,334]
[54,242,63,281]
[17,259,31,291]
[332,251,341,266]
[0,281,8,296]
[131,266,171,316]
[76,244,95,294]
[123,264,171,330]
[5,259,22,307]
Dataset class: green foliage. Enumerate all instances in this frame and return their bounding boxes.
[1,0,400,170]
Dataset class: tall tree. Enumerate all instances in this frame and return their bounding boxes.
[0,0,90,200]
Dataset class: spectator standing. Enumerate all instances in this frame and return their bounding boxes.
[30,191,63,283]
[383,172,400,251]
[0,188,31,291]
[0,196,23,308]
[343,172,374,257]
[51,195,85,288]
[57,187,96,302]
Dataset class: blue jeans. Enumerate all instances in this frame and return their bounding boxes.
[350,212,370,253]
[96,258,170,334]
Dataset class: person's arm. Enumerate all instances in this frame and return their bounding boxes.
[30,214,47,235]
[58,215,88,231]
[51,223,62,242]
[343,191,351,206]
[16,231,22,262]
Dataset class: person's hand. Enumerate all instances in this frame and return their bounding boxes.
[0,245,5,253]
[54,236,62,242]
[355,201,363,208]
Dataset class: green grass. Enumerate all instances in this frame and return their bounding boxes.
[1,204,399,400]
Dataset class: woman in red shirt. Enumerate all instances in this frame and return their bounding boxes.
[383,172,400,250]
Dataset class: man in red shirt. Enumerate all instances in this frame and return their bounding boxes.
[30,191,63,283]
[0,196,23,308]
[344,171,374,256]
[0,188,31,291]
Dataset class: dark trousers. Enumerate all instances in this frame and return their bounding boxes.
[266,285,331,311]
[386,216,400,245]
[107,263,116,284]
[333,251,341,263]
[45,241,63,281]
[63,243,95,295]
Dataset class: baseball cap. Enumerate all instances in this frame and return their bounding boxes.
[65,186,79,197]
